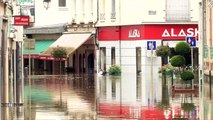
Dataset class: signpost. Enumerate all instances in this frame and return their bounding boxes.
[147,41,156,105]
[186,36,196,90]
[24,38,35,120]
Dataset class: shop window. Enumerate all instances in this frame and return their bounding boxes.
[100,47,106,71]
[136,47,141,100]
[111,47,116,65]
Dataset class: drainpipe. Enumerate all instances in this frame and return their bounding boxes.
[94,0,100,118]
[199,0,206,120]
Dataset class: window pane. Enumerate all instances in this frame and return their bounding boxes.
[166,0,190,21]
[59,0,66,7]
[111,47,115,65]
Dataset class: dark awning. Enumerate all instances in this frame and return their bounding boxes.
[24,23,67,34]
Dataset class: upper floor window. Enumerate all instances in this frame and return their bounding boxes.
[111,0,115,13]
[59,0,66,7]
[166,0,190,21]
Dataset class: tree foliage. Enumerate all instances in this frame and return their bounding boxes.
[156,45,171,58]
[175,42,190,55]
[51,47,67,59]
[170,55,186,67]
[181,70,194,81]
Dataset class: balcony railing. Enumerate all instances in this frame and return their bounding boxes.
[99,13,105,21]
[110,12,116,19]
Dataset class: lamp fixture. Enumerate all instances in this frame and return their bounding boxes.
[43,0,51,10]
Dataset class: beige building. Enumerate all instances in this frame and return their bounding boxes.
[202,0,213,119]
[0,0,24,110]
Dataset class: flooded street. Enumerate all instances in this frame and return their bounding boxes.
[1,73,200,120]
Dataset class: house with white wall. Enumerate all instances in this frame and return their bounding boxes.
[96,0,200,116]
[24,0,98,74]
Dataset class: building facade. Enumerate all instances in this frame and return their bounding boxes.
[96,0,200,119]
[0,0,25,119]
[202,0,213,119]
[24,0,98,74]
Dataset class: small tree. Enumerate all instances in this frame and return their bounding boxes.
[51,47,67,74]
[170,41,194,89]
[156,45,171,65]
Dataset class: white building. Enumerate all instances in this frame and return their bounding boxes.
[24,0,98,74]
[96,0,200,118]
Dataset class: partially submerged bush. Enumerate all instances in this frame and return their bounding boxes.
[181,70,194,81]
[108,65,121,76]
[170,55,186,67]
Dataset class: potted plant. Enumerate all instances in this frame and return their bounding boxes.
[108,65,121,80]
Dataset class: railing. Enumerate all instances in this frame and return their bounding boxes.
[99,13,105,21]
[110,12,116,19]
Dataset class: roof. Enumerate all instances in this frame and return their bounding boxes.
[24,23,67,34]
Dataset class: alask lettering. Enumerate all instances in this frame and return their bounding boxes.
[162,28,198,37]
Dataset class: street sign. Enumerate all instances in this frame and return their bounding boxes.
[186,36,196,47]
[147,41,156,50]
[14,16,30,26]
[24,39,35,50]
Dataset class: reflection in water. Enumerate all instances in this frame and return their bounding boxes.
[4,74,96,120]
[2,73,200,119]
[97,73,200,119]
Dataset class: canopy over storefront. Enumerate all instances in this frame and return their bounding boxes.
[41,32,93,56]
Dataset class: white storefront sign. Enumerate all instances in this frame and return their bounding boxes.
[162,28,198,37]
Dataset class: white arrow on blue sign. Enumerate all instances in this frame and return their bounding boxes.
[186,36,196,47]
[147,41,156,50]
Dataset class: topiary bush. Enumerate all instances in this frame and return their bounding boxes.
[108,65,121,76]
[156,45,171,58]
[180,70,194,81]
[170,55,186,67]
[174,42,190,55]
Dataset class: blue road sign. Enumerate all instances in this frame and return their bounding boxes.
[147,41,156,50]
[186,36,196,47]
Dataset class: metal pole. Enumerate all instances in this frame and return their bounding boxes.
[151,41,153,104]
[0,15,3,120]
[191,48,194,89]
[210,70,212,100]
[28,40,31,119]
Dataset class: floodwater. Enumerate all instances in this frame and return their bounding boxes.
[2,73,200,120]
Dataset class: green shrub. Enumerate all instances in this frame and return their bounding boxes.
[181,70,194,81]
[170,55,186,67]
[51,47,67,58]
[156,45,171,58]
[158,64,175,75]
[108,65,121,76]
[175,42,190,55]
[181,103,195,112]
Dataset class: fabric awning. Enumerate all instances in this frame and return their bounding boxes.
[23,39,55,54]
[41,33,93,56]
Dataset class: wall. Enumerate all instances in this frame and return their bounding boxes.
[34,0,98,26]
[97,0,200,26]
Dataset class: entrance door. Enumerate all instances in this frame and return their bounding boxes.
[88,53,94,74]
